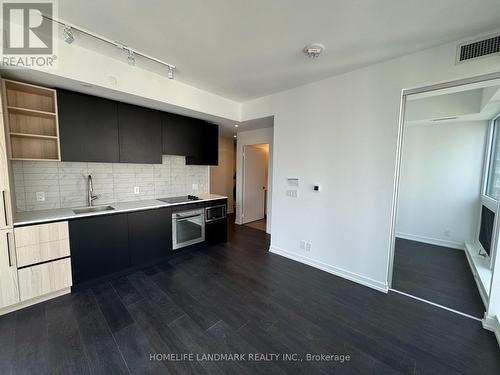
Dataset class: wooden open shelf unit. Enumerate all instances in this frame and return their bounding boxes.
[2,79,60,161]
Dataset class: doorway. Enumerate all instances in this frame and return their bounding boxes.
[242,144,269,231]
[388,74,500,320]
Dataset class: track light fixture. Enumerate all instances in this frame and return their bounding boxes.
[127,49,135,66]
[167,66,174,80]
[48,16,176,79]
[63,25,74,44]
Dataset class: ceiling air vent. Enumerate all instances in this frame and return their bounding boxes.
[457,34,500,63]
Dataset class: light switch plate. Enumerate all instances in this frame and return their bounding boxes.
[134,187,140,195]
[36,192,45,202]
[286,190,298,198]
[192,183,198,191]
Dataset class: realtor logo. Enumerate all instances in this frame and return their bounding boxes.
[1,1,57,68]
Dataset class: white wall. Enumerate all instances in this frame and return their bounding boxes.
[241,31,500,292]
[235,127,273,233]
[396,121,488,249]
[210,137,235,212]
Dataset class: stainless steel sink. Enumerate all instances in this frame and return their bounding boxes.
[73,205,115,215]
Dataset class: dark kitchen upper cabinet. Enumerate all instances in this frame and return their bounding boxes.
[69,213,129,285]
[162,113,219,165]
[186,122,218,165]
[58,87,218,164]
[118,103,162,164]
[128,207,172,265]
[58,89,120,162]
[162,112,198,156]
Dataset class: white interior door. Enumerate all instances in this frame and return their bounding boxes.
[243,145,267,223]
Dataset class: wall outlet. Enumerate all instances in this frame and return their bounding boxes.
[134,186,140,195]
[300,240,312,251]
[192,183,198,191]
[35,192,45,202]
[286,190,298,198]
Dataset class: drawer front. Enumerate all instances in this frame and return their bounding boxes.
[14,221,69,248]
[16,239,70,268]
[18,258,72,301]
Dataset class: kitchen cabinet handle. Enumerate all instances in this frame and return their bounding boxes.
[2,190,8,227]
[6,231,11,267]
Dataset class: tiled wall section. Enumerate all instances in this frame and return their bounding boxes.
[12,155,209,212]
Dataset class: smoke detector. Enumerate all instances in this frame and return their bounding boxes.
[303,43,325,58]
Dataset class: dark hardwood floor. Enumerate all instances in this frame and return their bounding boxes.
[392,238,485,318]
[0,225,499,374]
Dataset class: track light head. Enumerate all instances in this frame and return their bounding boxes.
[127,49,135,66]
[167,67,174,80]
[63,25,74,44]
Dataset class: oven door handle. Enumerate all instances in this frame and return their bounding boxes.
[175,214,201,221]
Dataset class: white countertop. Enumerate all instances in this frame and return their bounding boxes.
[14,194,227,226]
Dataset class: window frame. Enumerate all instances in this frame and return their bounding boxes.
[478,113,500,267]
[483,113,500,200]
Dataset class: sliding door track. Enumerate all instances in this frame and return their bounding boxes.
[390,288,482,322]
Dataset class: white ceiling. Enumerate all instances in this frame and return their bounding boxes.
[58,0,500,101]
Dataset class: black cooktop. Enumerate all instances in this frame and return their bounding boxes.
[158,195,200,204]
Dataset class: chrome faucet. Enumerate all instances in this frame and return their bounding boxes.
[87,175,98,206]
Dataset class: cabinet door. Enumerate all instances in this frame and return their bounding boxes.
[18,258,72,301]
[205,220,227,245]
[0,229,19,308]
[58,90,120,163]
[128,207,171,265]
[69,214,129,285]
[118,103,162,164]
[161,112,198,156]
[186,122,219,165]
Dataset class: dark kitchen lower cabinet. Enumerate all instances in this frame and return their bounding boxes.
[69,203,227,287]
[58,89,120,163]
[69,213,129,285]
[128,207,172,265]
[205,219,227,245]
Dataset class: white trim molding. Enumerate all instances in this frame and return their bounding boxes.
[395,232,465,250]
[482,314,500,347]
[269,246,388,293]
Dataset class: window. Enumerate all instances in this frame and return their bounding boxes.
[486,117,500,200]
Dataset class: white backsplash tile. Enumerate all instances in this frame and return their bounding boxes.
[11,155,209,212]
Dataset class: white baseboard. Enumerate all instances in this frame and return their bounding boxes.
[396,232,465,250]
[482,314,500,347]
[269,246,388,293]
